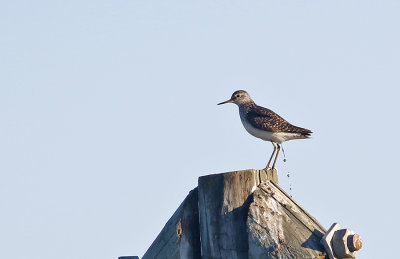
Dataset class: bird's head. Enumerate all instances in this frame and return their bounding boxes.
[218,90,253,106]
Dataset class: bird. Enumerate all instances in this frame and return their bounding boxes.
[218,90,312,170]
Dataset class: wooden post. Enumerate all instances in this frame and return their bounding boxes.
[198,169,326,258]
[198,170,260,258]
[142,169,327,258]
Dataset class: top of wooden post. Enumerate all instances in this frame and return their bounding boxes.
[143,169,327,259]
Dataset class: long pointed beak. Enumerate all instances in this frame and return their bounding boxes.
[217,99,234,105]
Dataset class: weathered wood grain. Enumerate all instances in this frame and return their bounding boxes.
[142,169,327,259]
[198,169,326,259]
[198,169,261,259]
[142,188,200,259]
[248,181,326,258]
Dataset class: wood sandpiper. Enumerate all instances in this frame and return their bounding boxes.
[218,90,312,169]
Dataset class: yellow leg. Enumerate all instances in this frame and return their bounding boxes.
[272,144,281,169]
[265,142,277,169]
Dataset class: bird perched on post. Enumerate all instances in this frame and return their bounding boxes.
[218,90,312,170]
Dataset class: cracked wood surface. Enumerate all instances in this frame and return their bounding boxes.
[142,169,327,259]
[248,181,326,259]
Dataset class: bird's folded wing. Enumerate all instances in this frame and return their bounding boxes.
[246,106,311,135]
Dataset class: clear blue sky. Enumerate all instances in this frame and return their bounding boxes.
[1,1,399,258]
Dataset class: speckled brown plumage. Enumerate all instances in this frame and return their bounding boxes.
[244,103,312,136]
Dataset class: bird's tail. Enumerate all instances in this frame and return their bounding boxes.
[297,127,312,138]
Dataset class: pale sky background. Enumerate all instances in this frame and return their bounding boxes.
[1,1,399,258]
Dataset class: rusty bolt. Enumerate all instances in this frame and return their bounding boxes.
[347,234,362,252]
[321,223,362,259]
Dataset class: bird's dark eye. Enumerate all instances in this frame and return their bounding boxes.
[235,94,240,98]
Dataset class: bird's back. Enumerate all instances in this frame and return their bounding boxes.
[239,103,312,142]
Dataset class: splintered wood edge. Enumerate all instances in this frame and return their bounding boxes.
[258,181,327,236]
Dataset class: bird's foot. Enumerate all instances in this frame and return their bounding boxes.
[263,167,277,172]
[262,167,278,175]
